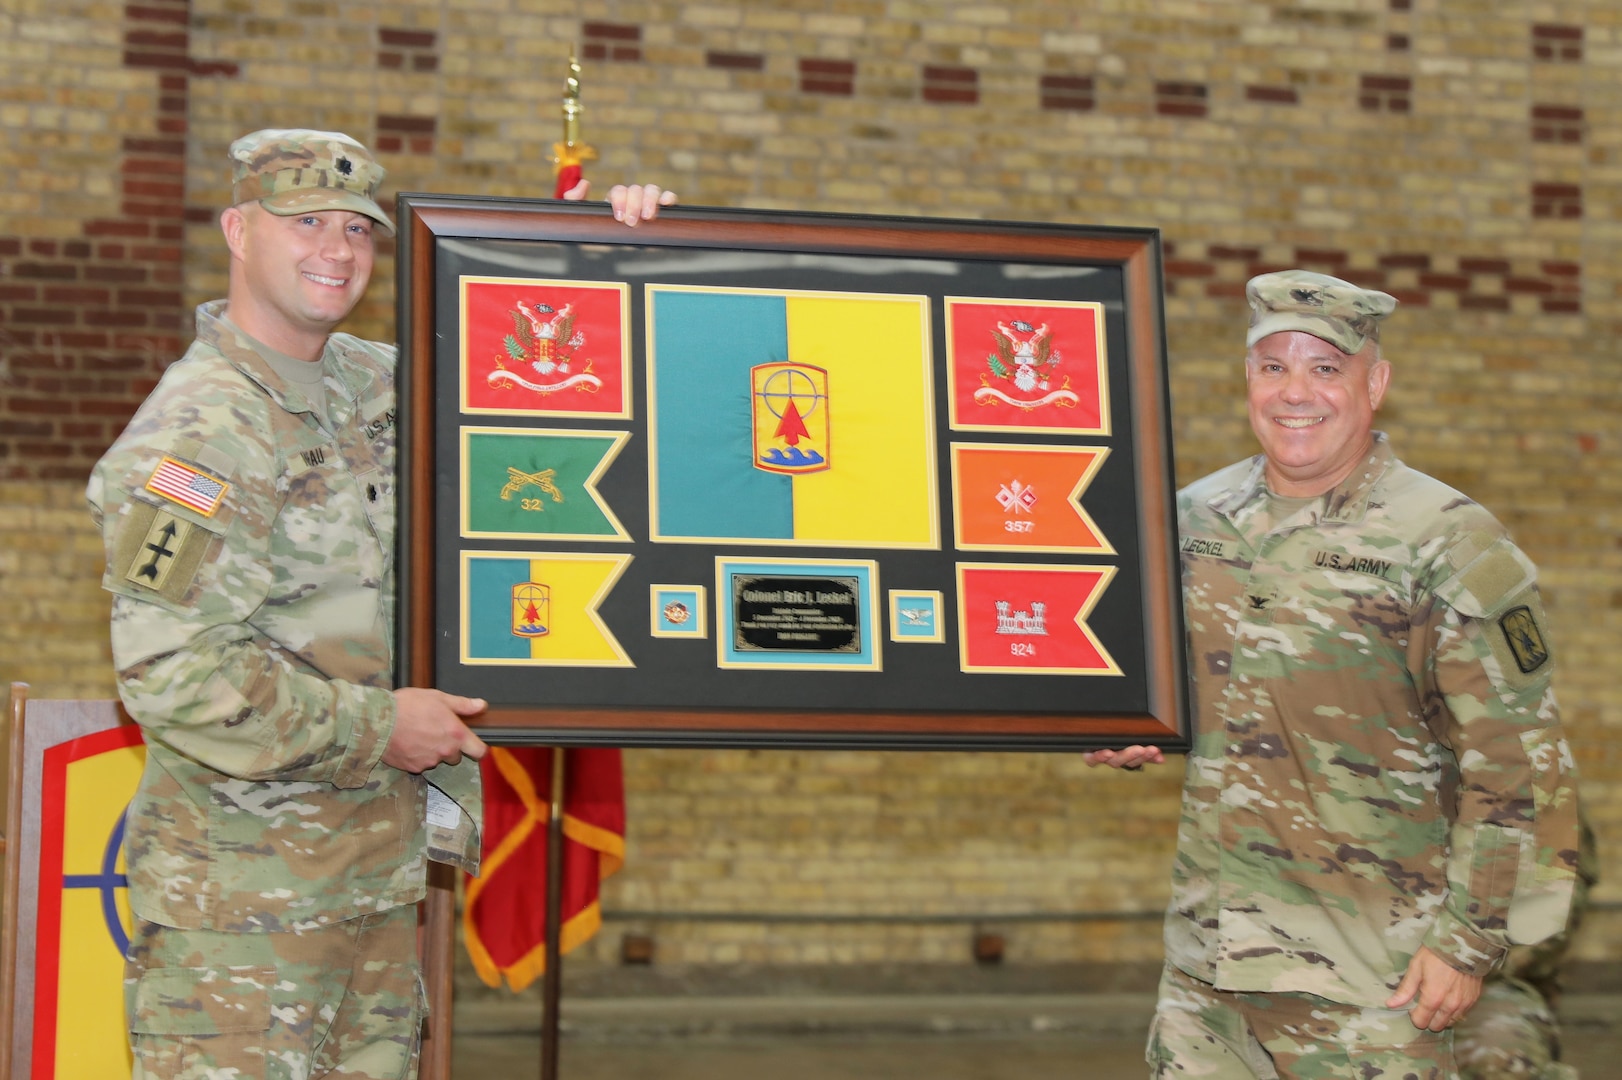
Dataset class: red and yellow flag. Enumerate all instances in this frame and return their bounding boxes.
[32,724,145,1079]
[463,747,625,990]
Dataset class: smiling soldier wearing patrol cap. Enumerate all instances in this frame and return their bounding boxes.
[87,127,674,1080]
[1088,269,1581,1079]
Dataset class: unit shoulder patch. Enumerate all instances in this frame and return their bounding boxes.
[1499,604,1551,675]
[111,501,219,605]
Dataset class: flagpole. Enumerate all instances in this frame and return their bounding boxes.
[419,862,457,1079]
[540,746,568,1080]
[544,51,589,1080]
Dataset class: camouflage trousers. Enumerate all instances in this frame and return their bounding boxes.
[1455,977,1578,1080]
[1148,963,1455,1079]
[124,905,424,1080]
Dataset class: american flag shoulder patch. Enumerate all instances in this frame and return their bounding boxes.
[144,455,231,517]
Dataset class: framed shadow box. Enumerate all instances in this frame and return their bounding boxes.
[396,196,1188,752]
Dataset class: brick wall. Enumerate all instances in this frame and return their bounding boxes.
[3,0,1618,972]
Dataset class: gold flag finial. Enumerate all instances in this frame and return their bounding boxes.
[553,47,597,187]
[561,49,583,148]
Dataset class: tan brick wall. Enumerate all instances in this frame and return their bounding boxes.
[3,0,1618,972]
[578,747,1182,967]
[0,480,114,699]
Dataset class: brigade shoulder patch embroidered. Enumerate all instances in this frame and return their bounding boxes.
[144,455,230,516]
[1500,604,1550,674]
[124,511,194,591]
[113,501,217,604]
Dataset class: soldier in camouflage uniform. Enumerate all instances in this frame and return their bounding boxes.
[1089,270,1581,1079]
[1455,813,1597,1080]
[87,129,673,1079]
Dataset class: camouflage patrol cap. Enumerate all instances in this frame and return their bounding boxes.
[228,128,394,235]
[1245,269,1397,355]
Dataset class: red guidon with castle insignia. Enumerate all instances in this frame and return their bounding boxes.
[956,563,1121,676]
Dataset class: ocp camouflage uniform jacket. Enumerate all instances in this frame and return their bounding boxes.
[87,300,480,934]
[1168,432,1579,1007]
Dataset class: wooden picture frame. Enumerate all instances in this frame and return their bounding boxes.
[397,196,1188,752]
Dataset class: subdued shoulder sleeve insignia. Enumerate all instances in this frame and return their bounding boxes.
[144,455,231,517]
[110,502,219,605]
[1435,535,1555,693]
[1499,605,1551,675]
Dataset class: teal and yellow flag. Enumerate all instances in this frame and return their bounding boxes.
[462,552,633,665]
[647,286,938,548]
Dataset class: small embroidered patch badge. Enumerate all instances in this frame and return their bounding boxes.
[1499,605,1550,674]
[124,511,194,591]
[144,456,230,517]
